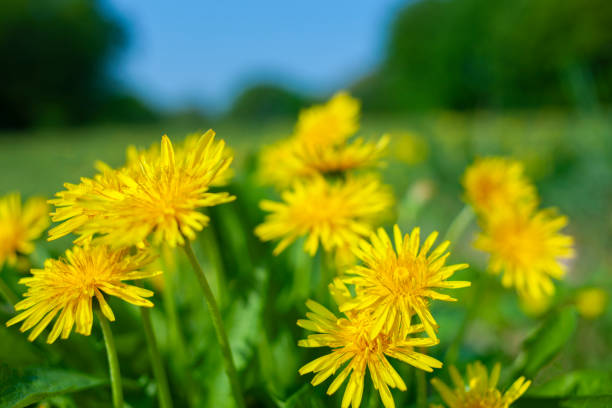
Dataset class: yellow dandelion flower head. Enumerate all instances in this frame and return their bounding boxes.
[474,205,574,300]
[255,175,394,257]
[258,135,389,190]
[462,157,536,215]
[6,245,161,343]
[294,134,389,176]
[0,193,49,268]
[298,281,442,408]
[258,138,314,189]
[341,225,470,340]
[49,131,235,247]
[575,287,608,319]
[431,362,531,408]
[122,130,234,187]
[295,91,360,149]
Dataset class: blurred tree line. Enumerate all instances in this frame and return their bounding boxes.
[352,0,612,112]
[0,0,156,130]
[233,0,612,117]
[2,0,611,129]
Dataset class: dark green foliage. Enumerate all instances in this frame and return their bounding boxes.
[356,0,612,111]
[229,84,312,120]
[0,0,156,129]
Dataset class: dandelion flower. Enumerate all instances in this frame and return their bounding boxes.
[431,362,531,408]
[0,193,49,268]
[341,225,470,340]
[258,132,388,190]
[258,92,387,189]
[295,91,360,148]
[6,245,160,343]
[123,131,234,187]
[298,281,442,408]
[255,175,394,256]
[294,134,389,176]
[258,138,313,188]
[462,157,536,215]
[49,131,235,247]
[474,205,574,300]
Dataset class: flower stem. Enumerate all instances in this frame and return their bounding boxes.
[0,276,18,307]
[183,241,245,408]
[444,204,475,248]
[96,309,124,408]
[140,307,173,408]
[317,251,335,302]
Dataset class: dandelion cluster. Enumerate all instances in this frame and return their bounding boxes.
[258,92,389,189]
[0,192,49,268]
[430,362,531,408]
[463,157,574,301]
[1,98,596,408]
[298,225,470,408]
[256,92,394,261]
[299,280,442,408]
[49,131,234,248]
[6,130,235,344]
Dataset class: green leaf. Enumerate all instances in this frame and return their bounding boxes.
[514,306,578,377]
[0,366,105,408]
[528,370,612,397]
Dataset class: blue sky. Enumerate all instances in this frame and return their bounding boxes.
[103,0,408,113]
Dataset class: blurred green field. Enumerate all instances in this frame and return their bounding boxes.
[1,111,611,407]
[2,110,611,271]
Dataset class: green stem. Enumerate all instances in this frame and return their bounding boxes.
[97,310,124,408]
[183,241,246,408]
[140,307,173,408]
[444,204,475,248]
[201,226,226,309]
[416,364,427,408]
[0,276,18,307]
[317,251,335,302]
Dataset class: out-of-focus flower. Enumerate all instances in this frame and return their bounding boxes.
[474,205,574,300]
[295,91,360,148]
[258,138,314,189]
[49,131,235,247]
[255,175,393,257]
[575,287,608,319]
[6,245,160,343]
[341,225,470,340]
[430,362,530,408]
[462,157,536,216]
[393,131,429,165]
[0,193,49,268]
[519,292,553,317]
[298,281,442,408]
[257,92,388,189]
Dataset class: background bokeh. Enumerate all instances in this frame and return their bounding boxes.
[0,1,611,407]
